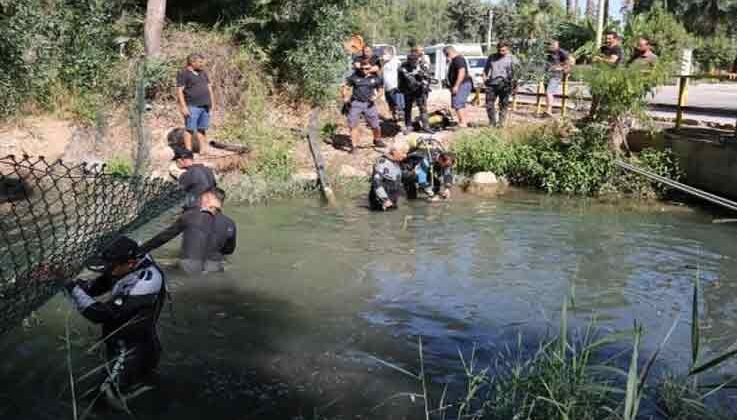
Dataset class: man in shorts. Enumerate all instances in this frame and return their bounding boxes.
[176,53,216,153]
[545,40,571,118]
[341,59,386,150]
[443,46,473,128]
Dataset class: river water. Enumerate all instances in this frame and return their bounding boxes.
[1,191,737,419]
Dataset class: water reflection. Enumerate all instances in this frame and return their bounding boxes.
[1,191,737,419]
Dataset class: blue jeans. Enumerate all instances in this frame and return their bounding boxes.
[385,89,405,114]
[415,158,431,188]
[185,105,210,132]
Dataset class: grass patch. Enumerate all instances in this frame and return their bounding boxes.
[452,122,681,198]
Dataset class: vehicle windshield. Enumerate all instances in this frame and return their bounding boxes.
[467,58,487,68]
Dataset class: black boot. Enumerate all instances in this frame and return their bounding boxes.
[420,113,435,134]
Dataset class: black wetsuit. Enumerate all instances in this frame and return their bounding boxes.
[399,61,432,131]
[369,156,403,211]
[141,208,237,273]
[67,255,165,391]
[178,164,216,210]
[403,148,454,199]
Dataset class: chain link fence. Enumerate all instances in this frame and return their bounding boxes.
[0,154,183,334]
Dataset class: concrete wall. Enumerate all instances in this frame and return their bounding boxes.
[665,128,737,200]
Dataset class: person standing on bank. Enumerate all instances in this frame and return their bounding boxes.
[594,31,624,66]
[342,59,386,150]
[382,49,404,123]
[544,40,572,118]
[443,46,473,128]
[176,53,216,153]
[399,52,435,134]
[369,146,406,211]
[483,41,519,128]
[172,147,216,211]
[142,188,236,274]
[628,37,658,67]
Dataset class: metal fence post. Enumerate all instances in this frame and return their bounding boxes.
[675,76,688,129]
[535,81,544,115]
[561,74,569,118]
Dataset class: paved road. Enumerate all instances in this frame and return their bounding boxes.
[430,82,737,126]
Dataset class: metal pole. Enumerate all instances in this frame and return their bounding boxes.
[676,76,688,129]
[535,81,544,115]
[594,0,606,48]
[486,8,493,52]
[561,74,569,118]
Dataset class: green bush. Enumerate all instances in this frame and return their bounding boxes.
[694,34,737,72]
[0,0,120,119]
[452,124,681,197]
[105,156,133,178]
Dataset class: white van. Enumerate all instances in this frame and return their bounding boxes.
[424,44,484,85]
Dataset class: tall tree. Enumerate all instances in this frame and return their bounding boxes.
[586,0,596,19]
[446,0,486,42]
[144,0,167,57]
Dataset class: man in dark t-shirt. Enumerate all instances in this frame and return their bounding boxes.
[172,147,217,210]
[142,188,236,274]
[545,40,571,117]
[176,53,216,153]
[595,32,624,66]
[341,60,385,150]
[443,46,473,128]
[352,46,381,75]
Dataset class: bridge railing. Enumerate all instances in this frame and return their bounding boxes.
[471,73,737,133]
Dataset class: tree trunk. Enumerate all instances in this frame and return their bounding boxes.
[573,0,579,19]
[585,0,595,20]
[608,116,632,153]
[603,0,609,27]
[566,0,574,16]
[144,0,167,57]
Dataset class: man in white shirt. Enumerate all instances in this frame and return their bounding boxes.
[382,50,404,122]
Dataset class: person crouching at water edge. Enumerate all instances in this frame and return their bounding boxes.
[403,138,455,201]
[63,236,166,408]
[369,146,406,211]
[171,145,217,211]
[142,188,236,274]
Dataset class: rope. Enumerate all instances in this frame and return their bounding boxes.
[0,155,184,334]
[614,160,737,212]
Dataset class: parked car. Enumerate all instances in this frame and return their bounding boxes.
[466,56,488,90]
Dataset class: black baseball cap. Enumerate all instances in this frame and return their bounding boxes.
[87,236,141,271]
[172,146,194,160]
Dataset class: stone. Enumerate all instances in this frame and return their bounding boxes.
[338,164,368,178]
[471,172,499,184]
[292,171,318,182]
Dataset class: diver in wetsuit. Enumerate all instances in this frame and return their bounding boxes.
[369,146,407,211]
[172,146,217,210]
[141,188,236,273]
[403,138,455,200]
[64,236,166,406]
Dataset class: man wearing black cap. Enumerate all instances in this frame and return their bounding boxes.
[142,188,237,274]
[63,236,166,405]
[172,146,216,210]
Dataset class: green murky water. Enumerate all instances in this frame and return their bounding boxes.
[2,191,737,419]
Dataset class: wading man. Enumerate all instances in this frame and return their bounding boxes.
[483,41,519,128]
[142,188,237,274]
[172,147,216,211]
[63,236,166,407]
[342,59,386,150]
[403,137,455,201]
[176,53,216,153]
[369,146,406,211]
